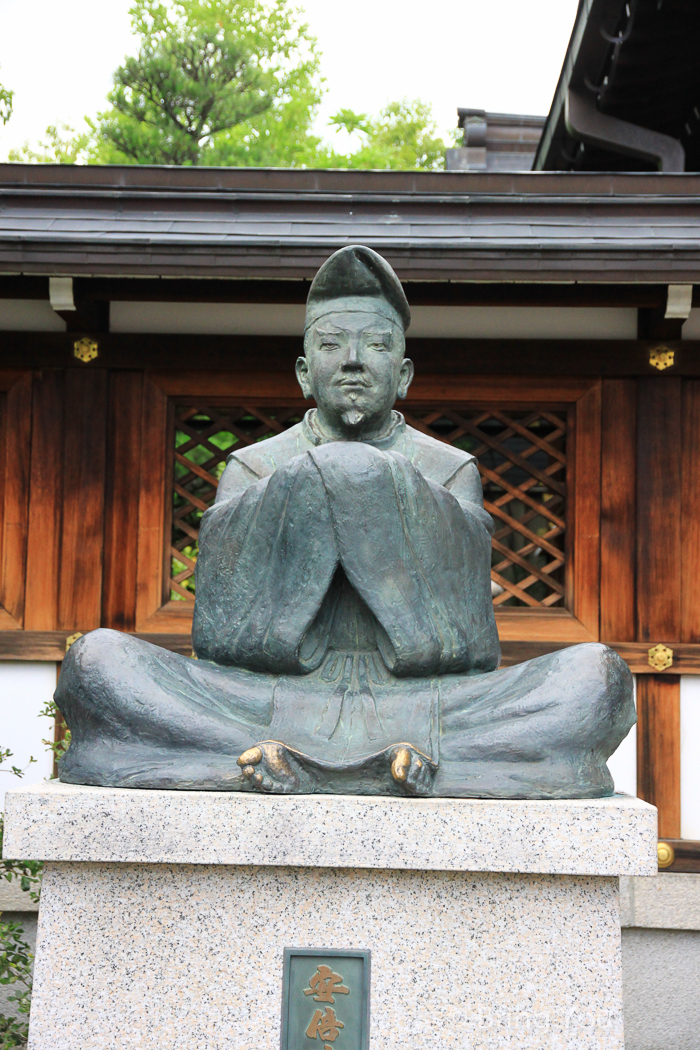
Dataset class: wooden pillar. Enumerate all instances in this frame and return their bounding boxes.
[102,372,144,632]
[600,379,636,641]
[25,371,65,630]
[681,380,700,642]
[637,674,681,837]
[58,369,108,632]
[636,377,682,833]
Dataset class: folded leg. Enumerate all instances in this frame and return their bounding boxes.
[436,642,635,798]
[56,629,273,790]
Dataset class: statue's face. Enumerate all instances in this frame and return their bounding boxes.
[296,309,414,436]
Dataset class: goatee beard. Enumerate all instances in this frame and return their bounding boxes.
[341,409,366,428]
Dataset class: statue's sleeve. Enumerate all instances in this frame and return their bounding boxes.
[309,444,501,677]
[192,451,340,671]
[443,460,495,536]
[215,456,261,505]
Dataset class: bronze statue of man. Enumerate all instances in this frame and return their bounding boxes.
[56,246,635,798]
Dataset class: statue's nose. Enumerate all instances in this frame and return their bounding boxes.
[342,342,363,368]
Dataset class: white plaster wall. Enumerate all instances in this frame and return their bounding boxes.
[0,300,66,331]
[0,663,56,810]
[110,301,638,339]
[681,676,700,840]
[607,675,637,798]
[110,301,307,335]
[407,305,637,339]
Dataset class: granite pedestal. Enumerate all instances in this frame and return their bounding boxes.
[3,782,657,1050]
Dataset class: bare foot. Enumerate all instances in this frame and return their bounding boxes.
[237,741,302,793]
[389,744,434,796]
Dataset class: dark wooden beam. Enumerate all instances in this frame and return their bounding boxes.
[0,630,193,662]
[0,276,49,299]
[4,631,700,671]
[0,332,699,376]
[655,839,700,872]
[0,275,671,307]
[57,296,110,334]
[608,642,700,673]
[638,306,685,341]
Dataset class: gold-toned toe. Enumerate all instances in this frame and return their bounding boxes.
[238,746,263,768]
[391,747,411,783]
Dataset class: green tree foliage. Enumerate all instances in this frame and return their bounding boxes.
[0,68,13,128]
[0,747,42,1050]
[8,124,91,165]
[0,920,33,1049]
[205,81,322,166]
[90,0,322,165]
[6,3,453,170]
[327,100,450,171]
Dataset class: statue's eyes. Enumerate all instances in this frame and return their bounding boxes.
[319,341,340,351]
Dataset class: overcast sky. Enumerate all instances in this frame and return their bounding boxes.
[0,0,579,160]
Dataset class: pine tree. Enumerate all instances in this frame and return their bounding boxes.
[91,0,323,165]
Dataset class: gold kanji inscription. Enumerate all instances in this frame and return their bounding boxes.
[303,965,349,1003]
[306,1006,344,1045]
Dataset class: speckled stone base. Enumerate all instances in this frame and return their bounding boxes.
[3,785,656,1050]
[30,862,625,1050]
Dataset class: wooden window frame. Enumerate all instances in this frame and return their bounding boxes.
[134,371,601,645]
[0,371,31,630]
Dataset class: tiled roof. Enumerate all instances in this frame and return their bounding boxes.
[2,165,700,281]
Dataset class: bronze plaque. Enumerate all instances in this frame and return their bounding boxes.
[281,949,370,1050]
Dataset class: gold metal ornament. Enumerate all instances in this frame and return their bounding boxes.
[648,643,674,670]
[73,338,98,363]
[65,631,84,652]
[657,841,675,868]
[649,346,675,371]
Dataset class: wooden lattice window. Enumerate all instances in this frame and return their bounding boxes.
[403,408,566,608]
[170,403,567,609]
[171,405,305,600]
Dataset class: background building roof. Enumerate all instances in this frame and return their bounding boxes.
[3,164,700,283]
[536,0,700,172]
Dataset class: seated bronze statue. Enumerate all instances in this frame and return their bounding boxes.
[56,246,634,798]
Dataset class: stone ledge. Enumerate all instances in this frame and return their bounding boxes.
[3,781,657,876]
[621,872,700,929]
[0,878,38,912]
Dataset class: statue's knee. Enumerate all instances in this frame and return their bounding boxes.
[60,628,132,688]
[556,642,634,730]
[558,642,624,678]
[574,642,632,690]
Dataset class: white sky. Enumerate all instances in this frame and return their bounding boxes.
[0,0,579,160]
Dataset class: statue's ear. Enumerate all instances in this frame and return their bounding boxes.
[397,358,415,400]
[295,356,313,399]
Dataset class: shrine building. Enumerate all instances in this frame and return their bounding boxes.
[1,0,699,872]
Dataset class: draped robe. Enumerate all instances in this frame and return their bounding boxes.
[56,411,635,798]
